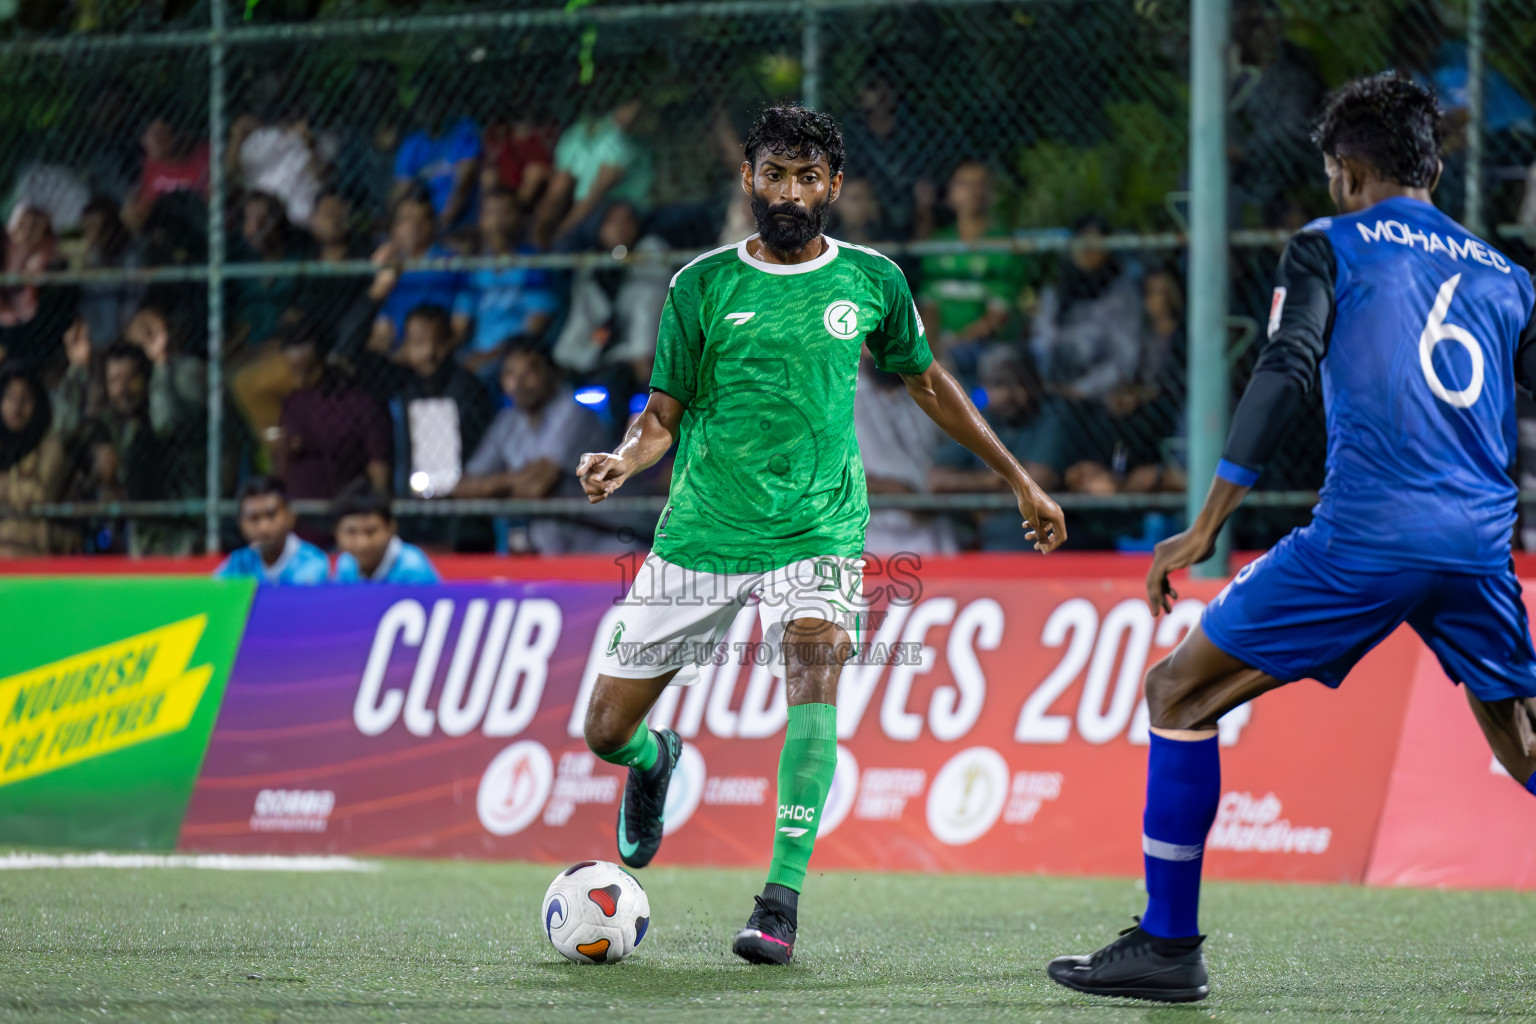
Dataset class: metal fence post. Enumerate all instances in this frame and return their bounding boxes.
[1187,0,1231,578]
[205,0,228,553]
[1465,0,1485,238]
[801,0,821,110]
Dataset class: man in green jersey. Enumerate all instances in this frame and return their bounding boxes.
[575,106,1066,965]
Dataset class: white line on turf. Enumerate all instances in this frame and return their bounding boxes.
[0,852,381,872]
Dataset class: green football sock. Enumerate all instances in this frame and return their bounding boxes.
[766,702,838,892]
[593,723,659,772]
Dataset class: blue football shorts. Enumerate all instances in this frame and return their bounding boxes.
[1201,526,1536,702]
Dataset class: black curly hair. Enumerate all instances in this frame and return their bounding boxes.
[744,105,845,177]
[1311,72,1442,188]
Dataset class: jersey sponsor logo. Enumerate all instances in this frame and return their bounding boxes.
[1355,219,1512,274]
[607,621,625,657]
[1267,287,1287,339]
[823,300,861,339]
[724,311,756,326]
[476,740,553,836]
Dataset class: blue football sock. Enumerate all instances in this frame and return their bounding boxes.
[1141,733,1221,939]
[1525,771,1536,798]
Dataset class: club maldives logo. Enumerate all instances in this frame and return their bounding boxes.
[476,740,554,836]
[926,746,1010,846]
[1207,791,1332,855]
[0,616,215,787]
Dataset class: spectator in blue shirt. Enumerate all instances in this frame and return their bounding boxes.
[367,188,471,352]
[215,476,330,584]
[330,482,441,584]
[462,187,558,378]
[392,100,481,234]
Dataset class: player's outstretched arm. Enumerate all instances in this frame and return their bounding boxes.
[576,389,685,503]
[899,361,1067,553]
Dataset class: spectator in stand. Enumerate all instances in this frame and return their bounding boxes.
[367,188,471,353]
[453,339,619,554]
[1031,215,1141,403]
[123,303,208,504]
[292,190,375,359]
[551,201,669,389]
[228,191,314,453]
[480,114,554,211]
[326,60,404,232]
[392,95,481,235]
[0,204,60,328]
[461,188,558,377]
[122,115,208,232]
[214,475,329,584]
[830,177,888,246]
[75,198,142,352]
[1114,266,1187,494]
[917,162,1026,378]
[536,98,653,245]
[384,304,494,498]
[227,89,326,227]
[930,346,1073,550]
[841,75,925,240]
[76,342,196,555]
[275,320,392,502]
[331,482,441,584]
[854,350,954,555]
[0,367,68,556]
[51,316,102,458]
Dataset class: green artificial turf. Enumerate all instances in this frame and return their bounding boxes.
[1,858,1533,1023]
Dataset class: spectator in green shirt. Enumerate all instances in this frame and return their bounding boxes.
[916,161,1027,379]
[536,98,653,245]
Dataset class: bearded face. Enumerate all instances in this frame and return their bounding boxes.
[751,190,831,253]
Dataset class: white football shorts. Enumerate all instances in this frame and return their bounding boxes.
[594,551,867,686]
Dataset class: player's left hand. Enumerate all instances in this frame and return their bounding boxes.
[1146,528,1218,615]
[1016,483,1067,554]
[577,452,630,503]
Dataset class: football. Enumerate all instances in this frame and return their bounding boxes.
[542,860,651,964]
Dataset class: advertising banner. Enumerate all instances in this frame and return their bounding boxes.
[1366,644,1536,889]
[180,573,1425,883]
[0,577,254,848]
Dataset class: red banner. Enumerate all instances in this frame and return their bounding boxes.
[178,570,1456,884]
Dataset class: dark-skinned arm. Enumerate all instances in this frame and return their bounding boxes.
[577,390,685,502]
[900,360,1066,553]
[1147,230,1335,614]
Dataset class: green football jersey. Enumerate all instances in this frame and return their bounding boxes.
[649,236,933,574]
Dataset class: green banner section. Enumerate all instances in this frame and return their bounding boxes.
[0,578,254,849]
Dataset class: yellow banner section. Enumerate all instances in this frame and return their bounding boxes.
[0,615,213,787]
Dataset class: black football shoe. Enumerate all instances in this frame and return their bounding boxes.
[1047,921,1209,1002]
[732,891,798,965]
[615,729,682,869]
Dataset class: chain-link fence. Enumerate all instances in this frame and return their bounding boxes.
[0,0,1531,559]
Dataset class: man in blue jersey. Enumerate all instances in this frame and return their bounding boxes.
[330,483,441,584]
[215,476,330,585]
[1048,73,1536,1002]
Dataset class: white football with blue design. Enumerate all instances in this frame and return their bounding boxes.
[542,860,650,964]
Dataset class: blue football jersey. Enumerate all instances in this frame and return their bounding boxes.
[214,534,330,585]
[332,536,441,584]
[1294,197,1535,571]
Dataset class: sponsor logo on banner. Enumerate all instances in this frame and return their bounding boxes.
[0,615,216,786]
[817,745,859,838]
[703,776,769,805]
[927,746,1010,846]
[855,767,926,821]
[477,741,554,836]
[250,789,335,833]
[1207,791,1331,855]
[1003,771,1063,825]
[543,752,621,827]
[662,745,706,836]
